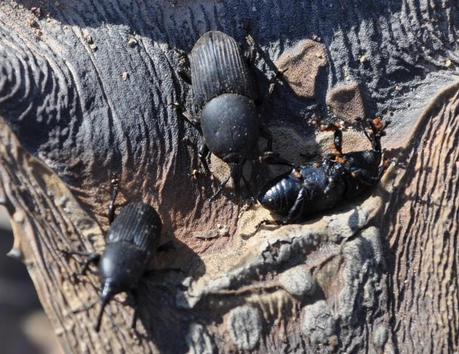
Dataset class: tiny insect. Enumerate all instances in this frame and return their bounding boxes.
[65,180,174,332]
[258,117,389,223]
[176,30,281,200]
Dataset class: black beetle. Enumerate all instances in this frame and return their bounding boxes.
[66,180,171,332]
[258,118,389,223]
[178,30,279,199]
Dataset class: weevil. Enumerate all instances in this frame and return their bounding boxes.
[177,30,280,199]
[66,180,173,332]
[258,118,389,223]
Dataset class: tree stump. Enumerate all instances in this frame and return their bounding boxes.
[0,0,458,352]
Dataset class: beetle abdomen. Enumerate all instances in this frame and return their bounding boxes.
[190,31,255,108]
[301,167,344,212]
[107,202,161,251]
[258,175,303,215]
[201,94,259,160]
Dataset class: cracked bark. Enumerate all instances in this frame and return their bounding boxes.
[0,0,458,353]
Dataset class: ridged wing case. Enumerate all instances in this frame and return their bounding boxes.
[190,31,255,109]
[107,202,161,252]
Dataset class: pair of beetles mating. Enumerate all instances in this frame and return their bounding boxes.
[68,30,389,332]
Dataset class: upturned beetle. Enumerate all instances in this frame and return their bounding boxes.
[258,117,389,223]
[177,30,281,199]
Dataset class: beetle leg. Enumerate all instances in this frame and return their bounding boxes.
[350,169,381,186]
[174,106,210,175]
[370,119,390,153]
[356,117,389,153]
[62,249,100,275]
[233,178,241,198]
[231,161,246,197]
[244,30,284,103]
[244,30,286,84]
[333,128,343,156]
[363,125,373,143]
[244,33,258,65]
[171,103,202,133]
[260,74,281,105]
[241,174,254,200]
[176,50,192,85]
[320,123,343,156]
[198,143,211,173]
[356,118,374,145]
[73,300,98,314]
[181,110,201,129]
[108,177,120,224]
[261,61,289,102]
[80,253,101,275]
[285,187,308,223]
[208,175,231,202]
[258,151,295,167]
[130,290,140,331]
[259,124,273,152]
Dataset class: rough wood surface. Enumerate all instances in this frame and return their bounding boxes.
[383,83,459,354]
[0,0,458,353]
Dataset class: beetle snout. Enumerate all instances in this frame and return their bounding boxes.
[95,280,121,332]
[95,281,119,332]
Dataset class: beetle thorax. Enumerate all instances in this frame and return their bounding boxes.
[99,242,150,293]
[201,94,260,160]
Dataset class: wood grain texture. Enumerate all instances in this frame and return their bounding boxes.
[0,0,458,352]
[383,82,459,354]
